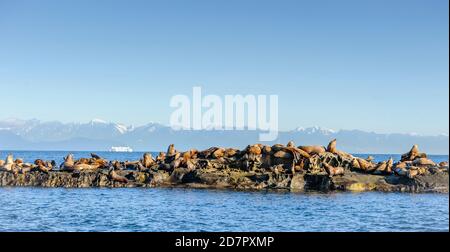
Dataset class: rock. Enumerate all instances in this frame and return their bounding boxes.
[290,173,305,192]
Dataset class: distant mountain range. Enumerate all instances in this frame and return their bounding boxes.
[0,118,448,154]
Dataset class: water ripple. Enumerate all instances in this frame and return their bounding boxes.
[0,188,448,232]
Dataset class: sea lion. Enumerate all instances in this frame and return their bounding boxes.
[373,161,387,174]
[212,148,225,159]
[298,145,326,155]
[225,148,239,158]
[247,145,262,156]
[351,158,361,169]
[182,149,199,164]
[356,157,374,171]
[20,164,33,174]
[166,144,177,156]
[1,154,15,171]
[323,163,345,177]
[60,154,75,171]
[73,163,99,171]
[400,144,427,162]
[326,139,337,153]
[0,160,4,167]
[406,168,420,179]
[90,153,102,160]
[141,153,155,168]
[412,158,436,166]
[109,168,129,183]
[335,150,353,159]
[34,159,52,173]
[395,161,410,169]
[273,150,292,159]
[439,161,449,169]
[156,152,166,163]
[366,156,375,162]
[386,158,394,174]
[112,160,124,170]
[271,144,285,152]
[287,141,296,148]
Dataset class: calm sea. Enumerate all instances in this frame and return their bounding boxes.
[0,151,448,232]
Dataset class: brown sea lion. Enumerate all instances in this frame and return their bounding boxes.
[156,152,166,163]
[406,168,420,179]
[225,148,239,157]
[287,141,296,148]
[247,145,262,155]
[273,150,292,159]
[109,169,129,183]
[412,158,436,166]
[356,157,374,171]
[73,163,99,171]
[298,145,326,155]
[386,158,394,174]
[1,154,15,171]
[326,139,337,153]
[439,161,449,168]
[34,159,51,172]
[374,161,387,174]
[76,158,90,165]
[271,144,286,152]
[366,156,375,162]
[198,147,218,159]
[351,158,361,169]
[20,164,33,174]
[0,159,5,167]
[141,153,155,168]
[335,150,353,159]
[400,144,425,162]
[395,161,410,169]
[212,148,225,159]
[60,154,75,171]
[166,144,177,156]
[323,163,345,177]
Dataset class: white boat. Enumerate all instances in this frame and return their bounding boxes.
[110,146,133,152]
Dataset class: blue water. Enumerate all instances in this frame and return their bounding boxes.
[0,151,448,232]
[0,188,448,232]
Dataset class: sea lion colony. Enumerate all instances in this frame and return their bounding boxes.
[0,140,448,188]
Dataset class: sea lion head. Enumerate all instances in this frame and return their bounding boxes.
[6,154,14,164]
[327,139,337,153]
[287,141,295,148]
[247,145,262,155]
[411,144,419,155]
[65,154,74,162]
[167,144,176,156]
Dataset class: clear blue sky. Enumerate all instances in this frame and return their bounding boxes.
[0,0,448,135]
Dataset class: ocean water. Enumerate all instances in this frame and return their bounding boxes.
[0,188,448,232]
[0,151,448,232]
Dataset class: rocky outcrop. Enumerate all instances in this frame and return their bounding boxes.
[0,142,448,193]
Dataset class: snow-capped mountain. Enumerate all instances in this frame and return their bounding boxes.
[0,118,448,154]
